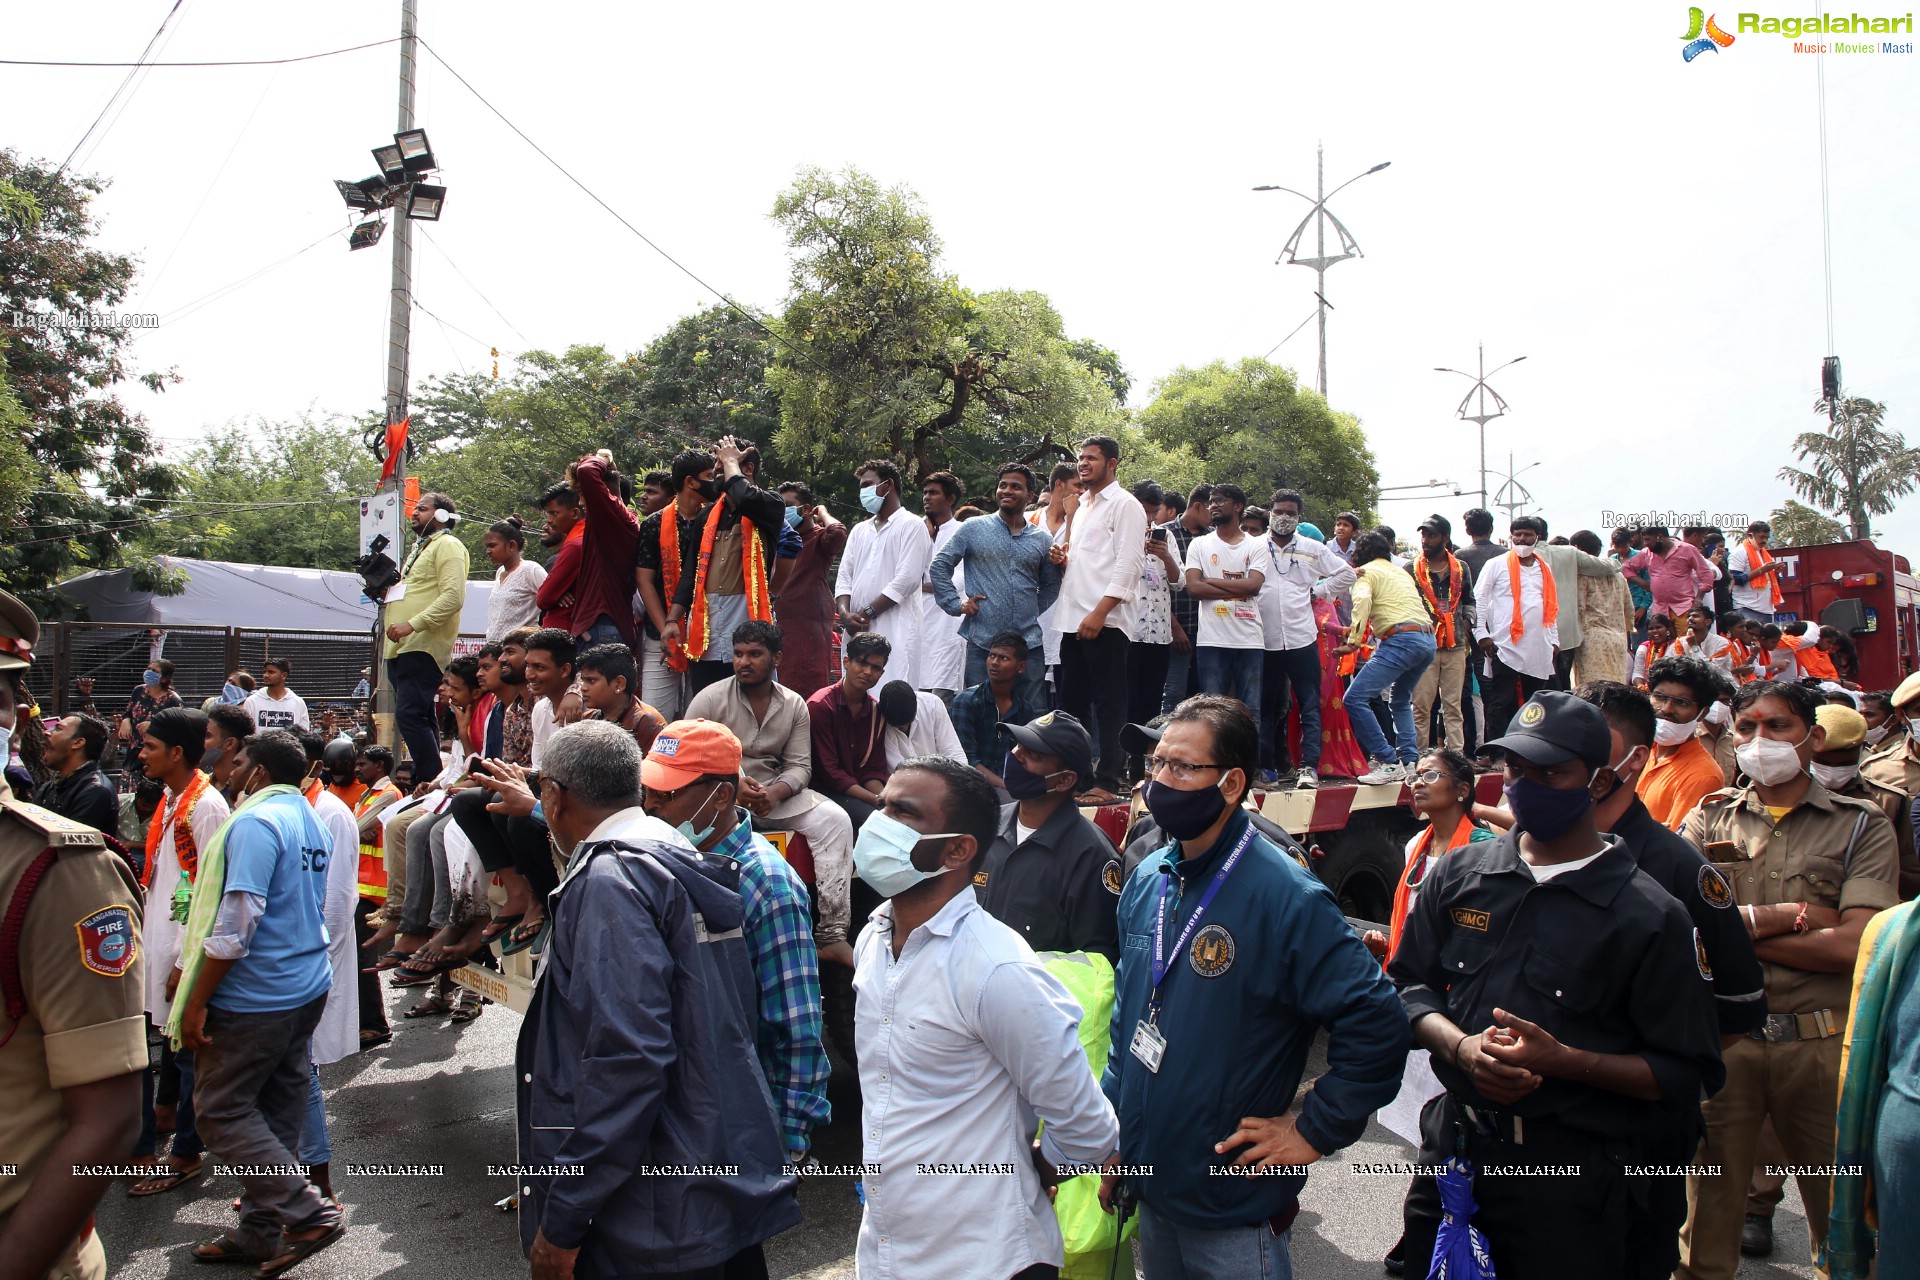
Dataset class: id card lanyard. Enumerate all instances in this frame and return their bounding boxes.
[1130,824,1254,1073]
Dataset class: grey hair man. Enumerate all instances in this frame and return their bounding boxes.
[515,720,800,1278]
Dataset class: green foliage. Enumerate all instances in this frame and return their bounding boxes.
[0,348,35,535]
[157,415,381,570]
[0,151,180,615]
[1134,358,1379,528]
[765,166,1124,504]
[629,304,782,451]
[1778,394,1919,541]
[1768,499,1847,548]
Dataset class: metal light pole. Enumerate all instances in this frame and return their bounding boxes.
[1253,147,1390,399]
[1434,346,1527,508]
[1494,456,1542,525]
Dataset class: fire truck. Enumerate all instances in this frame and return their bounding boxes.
[1768,538,1920,690]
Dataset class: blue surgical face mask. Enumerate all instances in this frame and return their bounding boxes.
[142,669,162,687]
[783,505,803,530]
[852,810,960,898]
[674,783,725,848]
[859,484,885,515]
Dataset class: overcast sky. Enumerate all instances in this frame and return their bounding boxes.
[12,1,1919,554]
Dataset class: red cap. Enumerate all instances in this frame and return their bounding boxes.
[641,719,742,791]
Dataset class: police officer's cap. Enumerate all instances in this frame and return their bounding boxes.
[0,587,38,674]
[1485,690,1612,769]
[1893,670,1920,711]
[999,710,1094,783]
[1815,703,1867,749]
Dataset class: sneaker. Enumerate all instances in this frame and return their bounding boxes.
[1295,766,1319,789]
[1257,768,1281,788]
[1740,1213,1773,1258]
[1358,760,1406,786]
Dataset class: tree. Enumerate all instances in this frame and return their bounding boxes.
[1778,394,1919,541]
[630,304,782,454]
[159,415,381,570]
[766,166,1123,499]
[1134,358,1379,527]
[1768,499,1846,548]
[0,151,180,613]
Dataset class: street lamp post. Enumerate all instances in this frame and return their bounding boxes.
[1253,147,1390,399]
[1494,456,1543,525]
[1434,345,1527,508]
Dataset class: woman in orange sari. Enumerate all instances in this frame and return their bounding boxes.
[1313,595,1369,778]
[1364,748,1496,962]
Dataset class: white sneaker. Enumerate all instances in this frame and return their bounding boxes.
[1295,767,1319,790]
[1358,760,1406,786]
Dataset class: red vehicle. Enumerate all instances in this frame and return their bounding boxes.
[1769,538,1920,690]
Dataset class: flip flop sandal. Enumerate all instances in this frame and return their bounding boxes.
[449,991,485,1023]
[250,1221,345,1279]
[476,913,525,945]
[403,993,453,1019]
[361,1029,394,1049]
[389,955,461,988]
[192,1233,269,1265]
[498,918,547,958]
[370,949,416,972]
[129,1156,205,1197]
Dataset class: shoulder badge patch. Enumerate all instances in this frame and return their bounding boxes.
[1694,928,1712,981]
[76,905,137,978]
[1450,907,1491,932]
[972,869,989,889]
[1101,858,1124,896]
[1189,923,1235,977]
[1697,864,1733,909]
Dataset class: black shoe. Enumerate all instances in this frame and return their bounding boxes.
[1383,1233,1407,1275]
[1740,1213,1773,1257]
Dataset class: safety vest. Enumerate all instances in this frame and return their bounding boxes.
[353,782,395,902]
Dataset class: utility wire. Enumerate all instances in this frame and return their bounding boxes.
[153,227,341,326]
[1262,309,1320,361]
[1814,18,1837,359]
[418,225,532,346]
[57,0,186,176]
[5,36,401,68]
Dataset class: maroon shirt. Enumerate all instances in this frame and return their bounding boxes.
[566,456,640,644]
[806,682,890,796]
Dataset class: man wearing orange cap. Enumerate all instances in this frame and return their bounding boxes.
[641,720,830,1161]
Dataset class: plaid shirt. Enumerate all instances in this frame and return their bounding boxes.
[949,679,1050,767]
[1161,519,1203,642]
[713,811,832,1156]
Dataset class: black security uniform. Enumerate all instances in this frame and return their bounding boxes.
[1388,829,1726,1279]
[31,760,121,836]
[975,801,1120,962]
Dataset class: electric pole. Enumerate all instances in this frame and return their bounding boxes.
[1435,345,1527,509]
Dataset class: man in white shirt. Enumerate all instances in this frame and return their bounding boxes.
[1255,488,1351,788]
[917,471,968,699]
[836,459,934,695]
[1471,515,1560,752]
[1726,519,1786,625]
[1051,435,1146,802]
[852,756,1120,1280]
[242,658,310,733]
[877,680,967,767]
[1183,483,1266,711]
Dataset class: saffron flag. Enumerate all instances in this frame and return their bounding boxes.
[378,416,411,484]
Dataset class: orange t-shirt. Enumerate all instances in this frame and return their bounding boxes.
[1786,634,1839,681]
[1637,736,1728,830]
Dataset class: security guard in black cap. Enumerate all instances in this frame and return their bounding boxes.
[0,588,147,1280]
[1388,690,1725,1279]
[974,711,1120,962]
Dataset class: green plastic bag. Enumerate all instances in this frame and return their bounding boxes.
[1036,950,1136,1268]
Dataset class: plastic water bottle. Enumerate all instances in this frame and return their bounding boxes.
[170,870,192,924]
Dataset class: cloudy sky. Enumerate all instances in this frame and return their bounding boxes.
[12,1,1919,553]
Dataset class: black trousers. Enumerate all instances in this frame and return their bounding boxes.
[354,899,390,1036]
[1124,641,1171,781]
[1057,627,1131,792]
[386,650,443,777]
[449,788,558,902]
[688,659,732,698]
[1478,650,1550,754]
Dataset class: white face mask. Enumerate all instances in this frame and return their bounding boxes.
[1864,722,1893,746]
[1735,731,1811,787]
[1653,717,1695,747]
[1809,761,1859,790]
[1513,542,1537,559]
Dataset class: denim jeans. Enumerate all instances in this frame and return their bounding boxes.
[1138,1200,1294,1280]
[1259,645,1322,771]
[1345,629,1437,765]
[298,1060,330,1166]
[137,1032,201,1159]
[1194,647,1262,713]
[1161,643,1196,714]
[578,615,627,648]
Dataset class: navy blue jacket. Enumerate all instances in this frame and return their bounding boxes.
[516,833,800,1272]
[1102,809,1410,1229]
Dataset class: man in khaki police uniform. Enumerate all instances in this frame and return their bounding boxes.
[0,588,148,1280]
[1859,669,1920,897]
[1674,679,1900,1280]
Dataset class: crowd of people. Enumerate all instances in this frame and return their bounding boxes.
[3,426,1920,1280]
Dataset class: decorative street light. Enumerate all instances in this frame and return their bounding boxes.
[1434,346,1527,509]
[1253,147,1390,399]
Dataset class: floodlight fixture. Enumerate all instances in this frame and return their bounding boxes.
[373,143,407,184]
[348,217,387,251]
[405,183,446,221]
[394,128,435,174]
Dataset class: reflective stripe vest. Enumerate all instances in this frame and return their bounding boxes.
[351,782,396,902]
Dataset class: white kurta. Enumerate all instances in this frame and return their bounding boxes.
[836,510,933,687]
[310,789,362,1065]
[918,518,967,692]
[1472,553,1561,680]
[883,691,968,767]
[142,782,232,1024]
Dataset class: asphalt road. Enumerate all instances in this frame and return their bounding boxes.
[96,986,1821,1280]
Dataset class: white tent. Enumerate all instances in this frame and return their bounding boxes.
[57,557,495,635]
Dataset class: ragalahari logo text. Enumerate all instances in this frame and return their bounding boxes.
[1682,8,1738,59]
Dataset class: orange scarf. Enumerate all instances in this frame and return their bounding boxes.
[1413,552,1463,648]
[143,771,211,889]
[1792,636,1839,680]
[680,500,772,665]
[1744,538,1784,607]
[1386,814,1475,965]
[1506,551,1558,643]
[1726,637,1755,682]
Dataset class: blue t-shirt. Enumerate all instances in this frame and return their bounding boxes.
[212,792,334,1013]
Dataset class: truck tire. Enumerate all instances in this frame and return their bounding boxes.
[1312,808,1417,926]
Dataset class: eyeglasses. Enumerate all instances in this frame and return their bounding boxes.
[1409,769,1448,784]
[1649,692,1699,712]
[1145,756,1222,784]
